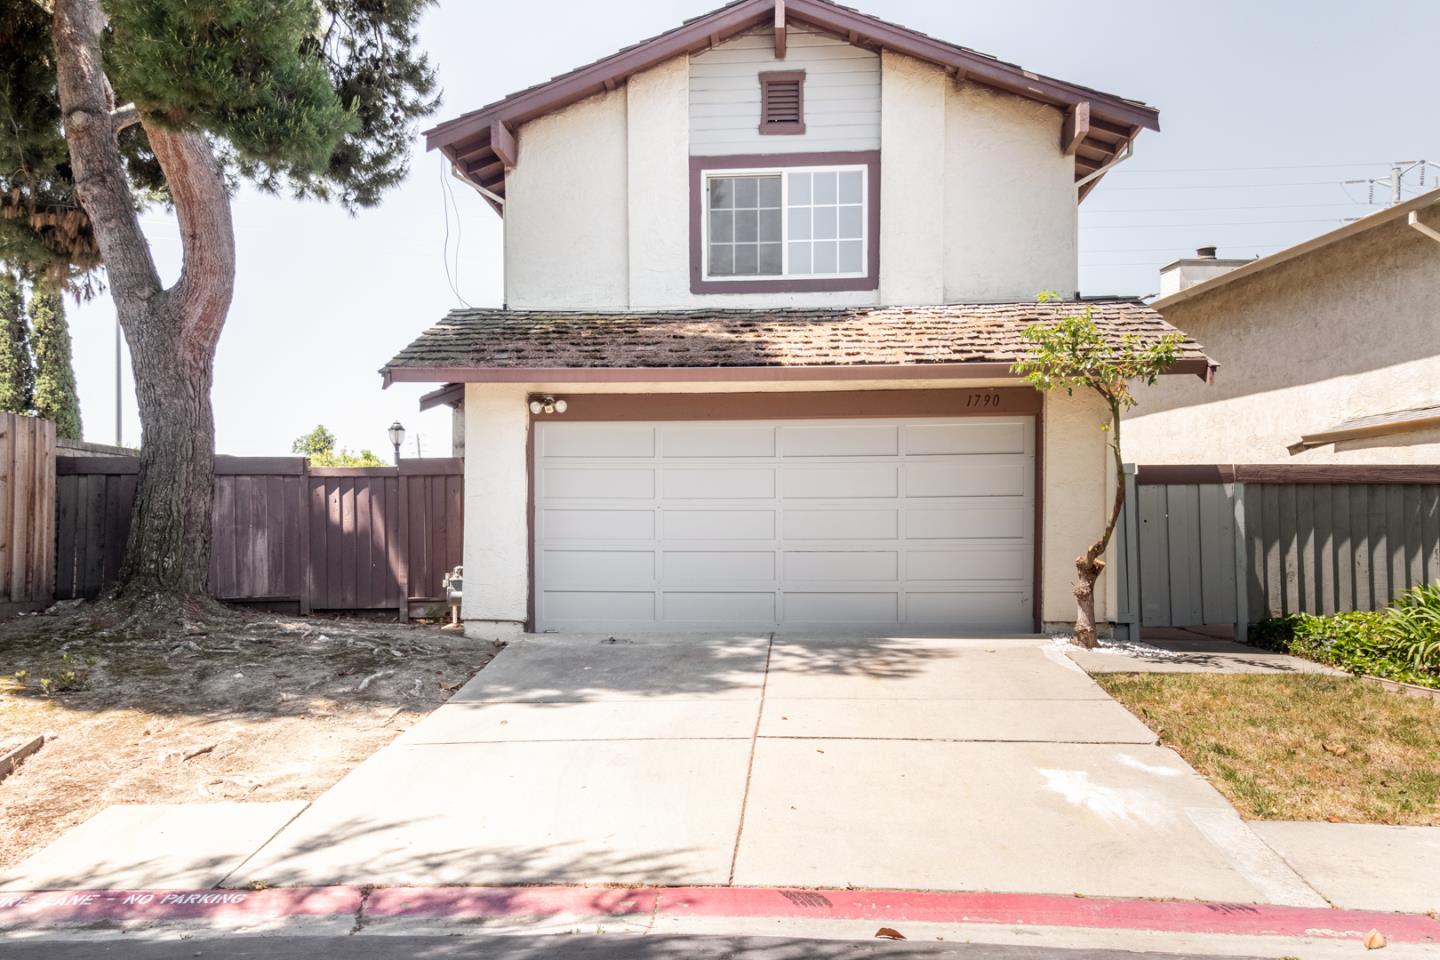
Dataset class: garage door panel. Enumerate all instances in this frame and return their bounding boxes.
[907,506,1027,540]
[664,592,775,622]
[904,421,1027,456]
[665,551,776,583]
[784,465,898,499]
[544,591,655,622]
[661,424,775,458]
[542,509,655,540]
[784,509,898,540]
[542,550,656,586]
[784,592,899,623]
[907,591,1029,625]
[908,547,1029,581]
[784,550,898,581]
[543,467,654,499]
[664,467,775,499]
[541,424,655,458]
[664,509,776,540]
[781,424,899,457]
[904,462,1028,498]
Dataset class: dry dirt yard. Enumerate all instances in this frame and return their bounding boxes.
[0,603,500,871]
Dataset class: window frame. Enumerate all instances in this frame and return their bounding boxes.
[688,151,881,295]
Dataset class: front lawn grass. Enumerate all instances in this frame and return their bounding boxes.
[1096,673,1440,825]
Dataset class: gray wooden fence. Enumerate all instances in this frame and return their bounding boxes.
[1113,464,1440,640]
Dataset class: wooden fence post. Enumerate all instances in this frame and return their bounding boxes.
[397,466,410,623]
[298,458,312,615]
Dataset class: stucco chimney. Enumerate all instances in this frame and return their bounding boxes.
[1159,246,1250,297]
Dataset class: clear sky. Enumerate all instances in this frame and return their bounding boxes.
[66,0,1440,456]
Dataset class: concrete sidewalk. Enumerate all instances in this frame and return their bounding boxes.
[225,633,1322,904]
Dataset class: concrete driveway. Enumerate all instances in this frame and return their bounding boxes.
[234,633,1322,905]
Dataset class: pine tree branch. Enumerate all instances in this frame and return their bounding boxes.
[110,103,139,132]
[52,0,162,306]
[142,121,235,352]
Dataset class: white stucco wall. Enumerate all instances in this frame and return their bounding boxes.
[460,377,1113,638]
[879,51,946,305]
[627,57,692,308]
[1041,387,1111,627]
[504,89,630,309]
[1126,209,1440,465]
[460,383,532,639]
[502,32,1082,310]
[943,84,1078,302]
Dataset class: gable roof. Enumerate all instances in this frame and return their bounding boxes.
[381,300,1211,386]
[427,0,1159,206]
[1153,187,1440,310]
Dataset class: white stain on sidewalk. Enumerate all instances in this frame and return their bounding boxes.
[1037,769,1173,827]
[1113,753,1182,777]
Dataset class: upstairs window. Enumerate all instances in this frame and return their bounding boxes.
[759,71,805,135]
[704,165,868,280]
[689,152,879,294]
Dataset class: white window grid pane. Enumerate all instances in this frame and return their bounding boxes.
[704,166,866,281]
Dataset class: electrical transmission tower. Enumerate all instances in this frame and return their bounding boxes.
[1344,160,1439,207]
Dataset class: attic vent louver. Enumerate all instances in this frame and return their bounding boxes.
[759,70,805,135]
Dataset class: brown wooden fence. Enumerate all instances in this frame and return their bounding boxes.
[56,456,463,615]
[0,412,56,610]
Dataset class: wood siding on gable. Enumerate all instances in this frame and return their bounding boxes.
[690,25,880,155]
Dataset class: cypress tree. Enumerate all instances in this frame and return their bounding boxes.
[29,286,82,440]
[0,274,34,416]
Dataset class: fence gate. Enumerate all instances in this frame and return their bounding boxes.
[1115,464,1440,640]
[56,455,463,615]
[0,412,56,610]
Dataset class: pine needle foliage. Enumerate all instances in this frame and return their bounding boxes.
[29,286,82,440]
[0,274,35,416]
[0,0,440,285]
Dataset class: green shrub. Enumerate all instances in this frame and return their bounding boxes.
[1254,586,1440,689]
[1385,582,1440,671]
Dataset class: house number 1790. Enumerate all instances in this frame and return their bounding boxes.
[966,392,1002,408]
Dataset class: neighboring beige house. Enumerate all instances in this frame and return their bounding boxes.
[386,0,1210,639]
[1127,189,1440,465]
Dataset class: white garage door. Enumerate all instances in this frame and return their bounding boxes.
[533,417,1035,633]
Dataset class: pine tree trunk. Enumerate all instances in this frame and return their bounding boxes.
[114,306,217,598]
[53,0,234,604]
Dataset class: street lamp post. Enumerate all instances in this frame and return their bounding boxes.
[388,420,406,466]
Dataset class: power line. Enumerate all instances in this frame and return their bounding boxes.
[1108,161,1390,174]
[1082,218,1343,230]
[1084,202,1364,214]
[1102,180,1349,191]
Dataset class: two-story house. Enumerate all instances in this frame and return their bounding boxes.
[383,0,1211,639]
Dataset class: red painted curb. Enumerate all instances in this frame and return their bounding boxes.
[3,884,1436,944]
[363,886,1440,943]
[0,887,358,925]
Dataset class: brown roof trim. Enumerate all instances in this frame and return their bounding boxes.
[1137,463,1440,485]
[418,382,465,411]
[426,0,1158,199]
[1288,404,1440,453]
[384,356,1213,387]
